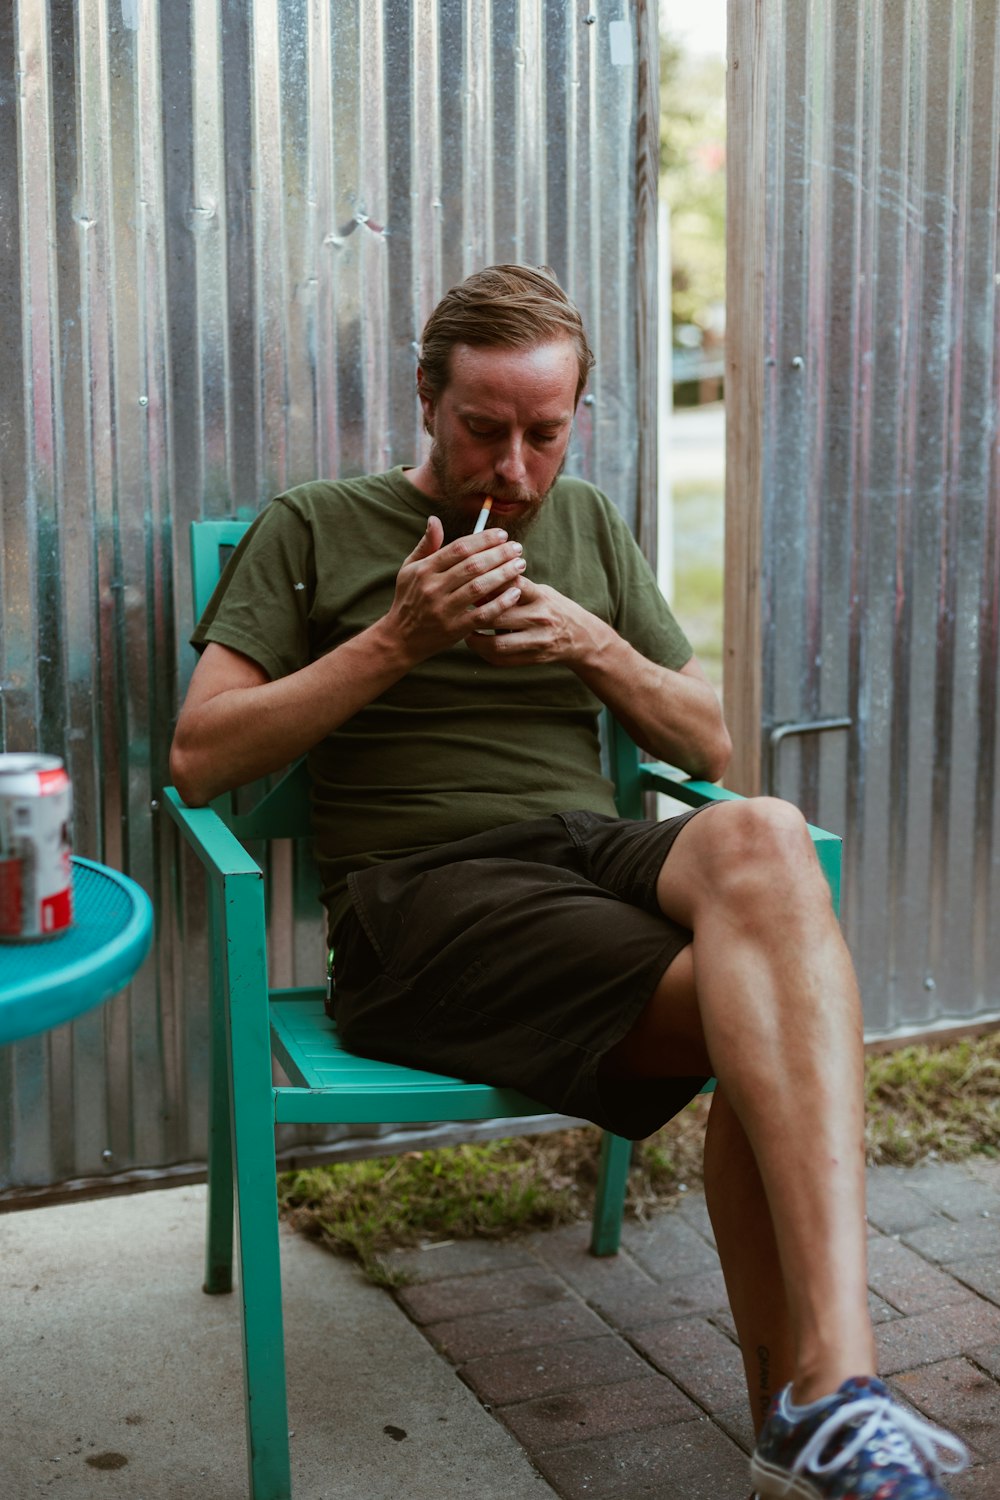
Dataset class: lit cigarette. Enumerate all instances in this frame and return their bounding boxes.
[472,497,494,534]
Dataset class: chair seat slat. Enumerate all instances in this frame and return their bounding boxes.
[270,997,548,1118]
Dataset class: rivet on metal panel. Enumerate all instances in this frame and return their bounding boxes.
[924,976,936,992]
[150,799,159,812]
[790,356,804,370]
[102,1150,113,1163]
[583,394,595,405]
[138,395,149,407]
[584,12,597,24]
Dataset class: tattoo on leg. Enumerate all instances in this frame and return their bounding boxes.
[756,1343,771,1423]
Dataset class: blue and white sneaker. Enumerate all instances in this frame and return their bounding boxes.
[750,1375,969,1498]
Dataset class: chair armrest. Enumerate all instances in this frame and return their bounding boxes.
[637,763,744,807]
[637,762,842,913]
[161,786,263,881]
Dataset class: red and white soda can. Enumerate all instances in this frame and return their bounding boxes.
[0,754,74,942]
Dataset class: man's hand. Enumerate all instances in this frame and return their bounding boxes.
[385,516,527,662]
[464,577,603,667]
[465,574,731,782]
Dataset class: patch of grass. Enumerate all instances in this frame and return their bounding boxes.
[278,1138,583,1285]
[279,1032,1000,1282]
[671,479,724,691]
[674,560,724,617]
[864,1032,1000,1166]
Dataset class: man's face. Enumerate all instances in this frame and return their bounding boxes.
[417,340,579,542]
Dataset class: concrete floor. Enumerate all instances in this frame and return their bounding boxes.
[0,1185,557,1500]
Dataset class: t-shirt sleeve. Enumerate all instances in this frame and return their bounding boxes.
[603,501,693,671]
[190,498,315,681]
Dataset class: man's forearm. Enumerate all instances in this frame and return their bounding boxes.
[574,626,732,783]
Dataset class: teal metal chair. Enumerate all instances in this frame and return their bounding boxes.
[164,518,842,1500]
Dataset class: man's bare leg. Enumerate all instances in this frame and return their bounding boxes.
[603,797,874,1407]
[703,1087,796,1429]
[602,948,797,1425]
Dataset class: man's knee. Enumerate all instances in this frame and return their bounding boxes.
[669,796,831,921]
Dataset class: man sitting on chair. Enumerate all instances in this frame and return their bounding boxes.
[170,264,967,1500]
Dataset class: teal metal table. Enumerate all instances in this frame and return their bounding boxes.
[0,857,153,1045]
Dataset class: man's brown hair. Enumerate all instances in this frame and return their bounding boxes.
[418,264,595,405]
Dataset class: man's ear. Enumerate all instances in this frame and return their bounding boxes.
[416,367,435,435]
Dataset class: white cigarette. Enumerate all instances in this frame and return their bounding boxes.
[472,497,494,534]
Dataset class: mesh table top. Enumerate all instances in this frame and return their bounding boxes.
[0,858,153,1045]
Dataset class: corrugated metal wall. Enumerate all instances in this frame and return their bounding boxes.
[0,0,658,1194]
[757,0,1000,1035]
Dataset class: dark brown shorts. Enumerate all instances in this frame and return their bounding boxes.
[333,808,711,1141]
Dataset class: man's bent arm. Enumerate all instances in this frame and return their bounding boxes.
[574,632,731,782]
[467,579,731,782]
[170,627,419,805]
[171,518,527,805]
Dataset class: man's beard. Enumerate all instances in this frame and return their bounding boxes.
[429,445,564,544]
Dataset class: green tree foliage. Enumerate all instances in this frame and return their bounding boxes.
[660,32,726,335]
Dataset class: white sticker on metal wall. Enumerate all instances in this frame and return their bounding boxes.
[609,19,632,67]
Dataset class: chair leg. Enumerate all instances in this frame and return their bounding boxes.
[225,870,292,1500]
[204,889,234,1294]
[232,1163,292,1499]
[590,1131,632,1256]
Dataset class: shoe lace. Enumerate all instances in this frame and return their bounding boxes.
[793,1394,969,1480]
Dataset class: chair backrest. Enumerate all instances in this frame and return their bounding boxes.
[190,520,312,840]
[189,519,646,832]
[191,519,254,621]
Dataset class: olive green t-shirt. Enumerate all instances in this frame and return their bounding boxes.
[192,467,692,938]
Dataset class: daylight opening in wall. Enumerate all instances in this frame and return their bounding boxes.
[659,2,726,699]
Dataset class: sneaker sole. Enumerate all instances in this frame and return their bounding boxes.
[750,1456,824,1499]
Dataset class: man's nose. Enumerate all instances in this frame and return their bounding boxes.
[494,436,527,484]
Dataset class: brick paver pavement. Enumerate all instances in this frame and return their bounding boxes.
[385,1156,1000,1499]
